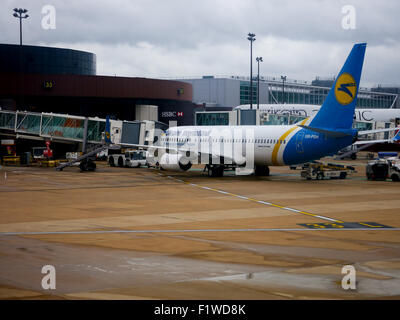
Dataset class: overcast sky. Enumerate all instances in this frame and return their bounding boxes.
[1,0,399,87]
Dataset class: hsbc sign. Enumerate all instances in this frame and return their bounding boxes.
[161,111,184,118]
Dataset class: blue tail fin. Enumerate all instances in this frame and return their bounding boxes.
[105,116,111,144]
[310,43,366,130]
[393,129,400,142]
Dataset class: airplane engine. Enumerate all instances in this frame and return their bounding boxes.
[159,153,192,171]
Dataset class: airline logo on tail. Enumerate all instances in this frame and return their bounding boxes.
[394,129,400,143]
[335,72,357,105]
[105,116,111,144]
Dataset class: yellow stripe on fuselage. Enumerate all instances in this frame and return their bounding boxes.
[271,118,309,166]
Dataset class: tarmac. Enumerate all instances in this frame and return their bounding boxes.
[0,154,399,300]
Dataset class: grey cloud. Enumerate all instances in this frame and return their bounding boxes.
[3,0,400,46]
[1,0,399,86]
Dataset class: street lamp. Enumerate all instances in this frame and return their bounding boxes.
[256,57,263,109]
[281,75,287,104]
[13,8,29,109]
[13,8,29,46]
[247,33,256,109]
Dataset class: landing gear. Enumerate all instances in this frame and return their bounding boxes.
[254,165,270,176]
[79,159,96,171]
[207,165,225,177]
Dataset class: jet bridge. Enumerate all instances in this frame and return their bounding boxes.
[0,109,164,145]
[0,109,167,170]
[0,110,106,144]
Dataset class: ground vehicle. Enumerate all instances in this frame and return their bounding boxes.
[337,145,358,160]
[390,159,400,181]
[108,150,147,168]
[301,162,355,180]
[366,157,400,181]
[96,148,108,161]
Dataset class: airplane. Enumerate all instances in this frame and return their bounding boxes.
[105,43,396,177]
[336,127,400,159]
[235,104,400,123]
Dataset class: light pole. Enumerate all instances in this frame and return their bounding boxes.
[13,8,29,109]
[256,57,263,109]
[281,75,287,104]
[13,8,29,46]
[247,33,256,109]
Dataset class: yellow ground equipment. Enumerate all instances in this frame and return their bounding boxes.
[2,155,21,166]
[39,159,67,167]
[301,161,356,180]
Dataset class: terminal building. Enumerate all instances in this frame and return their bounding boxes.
[0,43,196,159]
[179,76,399,126]
[0,44,195,126]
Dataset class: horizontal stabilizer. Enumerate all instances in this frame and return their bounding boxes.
[297,125,351,138]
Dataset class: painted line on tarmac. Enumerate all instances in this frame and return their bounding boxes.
[1,227,399,236]
[157,174,343,223]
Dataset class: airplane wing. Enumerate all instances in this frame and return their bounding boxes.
[354,139,396,145]
[114,142,191,153]
[335,130,400,160]
[114,142,245,165]
[355,129,400,145]
[358,127,399,136]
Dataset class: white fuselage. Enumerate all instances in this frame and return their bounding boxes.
[159,117,320,167]
[236,104,400,123]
